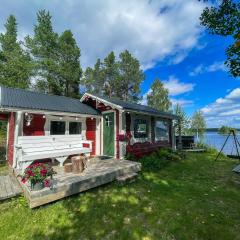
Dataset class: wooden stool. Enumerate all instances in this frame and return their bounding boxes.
[71,156,84,173]
[64,163,73,173]
[82,156,88,169]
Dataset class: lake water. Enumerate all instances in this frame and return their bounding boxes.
[197,132,240,156]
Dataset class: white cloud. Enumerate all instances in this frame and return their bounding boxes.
[201,88,240,128]
[189,61,227,76]
[163,76,194,96]
[0,0,207,68]
[140,76,194,107]
[226,88,240,99]
[170,98,194,106]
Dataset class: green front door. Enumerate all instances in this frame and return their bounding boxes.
[103,112,114,156]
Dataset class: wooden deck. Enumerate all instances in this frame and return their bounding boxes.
[16,158,141,208]
[0,174,22,200]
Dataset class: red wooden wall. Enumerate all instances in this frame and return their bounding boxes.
[23,114,45,136]
[125,113,172,158]
[86,118,96,156]
[0,113,9,121]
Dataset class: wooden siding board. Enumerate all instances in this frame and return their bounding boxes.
[23,114,46,136]
[86,118,96,155]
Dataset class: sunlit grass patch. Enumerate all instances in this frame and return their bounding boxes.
[0,153,240,239]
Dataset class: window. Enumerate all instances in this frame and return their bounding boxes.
[50,121,66,135]
[134,119,148,138]
[69,122,82,134]
[155,120,169,141]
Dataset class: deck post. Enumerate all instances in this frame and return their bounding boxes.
[177,119,182,150]
[13,111,22,168]
[170,120,175,150]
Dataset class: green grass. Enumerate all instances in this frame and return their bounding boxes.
[0,162,8,175]
[1,152,240,240]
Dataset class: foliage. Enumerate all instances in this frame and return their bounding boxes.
[26,10,60,94]
[174,103,190,136]
[137,148,186,171]
[194,141,221,154]
[1,152,240,239]
[117,50,145,102]
[26,10,82,97]
[57,30,82,98]
[0,162,8,175]
[82,50,145,102]
[0,15,32,89]
[82,59,105,95]
[190,111,206,138]
[20,162,55,186]
[147,78,172,112]
[103,51,119,98]
[218,125,238,135]
[200,0,240,77]
[0,12,145,101]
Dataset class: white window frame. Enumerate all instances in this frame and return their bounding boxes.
[155,119,170,142]
[44,116,86,137]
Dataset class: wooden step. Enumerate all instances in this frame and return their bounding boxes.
[116,172,138,184]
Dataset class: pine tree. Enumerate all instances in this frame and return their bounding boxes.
[82,50,144,101]
[117,50,145,102]
[103,51,119,98]
[147,79,172,112]
[58,30,82,98]
[82,59,104,96]
[26,10,59,94]
[0,15,32,89]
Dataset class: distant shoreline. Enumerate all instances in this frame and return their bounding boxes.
[205,128,240,133]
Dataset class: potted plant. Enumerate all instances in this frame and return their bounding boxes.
[20,162,56,191]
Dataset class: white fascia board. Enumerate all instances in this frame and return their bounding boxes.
[0,107,101,118]
[80,93,123,110]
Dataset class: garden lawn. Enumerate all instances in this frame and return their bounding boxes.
[0,152,240,240]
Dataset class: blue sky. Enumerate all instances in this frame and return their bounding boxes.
[0,0,239,128]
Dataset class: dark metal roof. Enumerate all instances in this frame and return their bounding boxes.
[85,93,178,119]
[0,86,100,116]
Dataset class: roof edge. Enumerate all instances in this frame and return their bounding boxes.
[81,93,124,110]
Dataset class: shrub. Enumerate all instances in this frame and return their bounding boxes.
[138,148,185,171]
[195,142,220,154]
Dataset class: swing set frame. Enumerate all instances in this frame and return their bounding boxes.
[215,130,240,161]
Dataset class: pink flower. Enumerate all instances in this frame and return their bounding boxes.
[44,179,50,187]
[27,170,34,176]
[21,178,27,184]
[40,169,47,176]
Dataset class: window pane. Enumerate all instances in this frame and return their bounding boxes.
[134,119,148,138]
[69,122,82,134]
[50,121,65,135]
[155,120,169,141]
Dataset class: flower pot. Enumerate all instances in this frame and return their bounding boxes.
[31,182,44,191]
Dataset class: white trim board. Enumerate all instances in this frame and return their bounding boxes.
[0,107,101,119]
[44,115,87,139]
[81,93,123,110]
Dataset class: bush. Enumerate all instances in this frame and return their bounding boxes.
[195,142,220,154]
[138,148,185,171]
